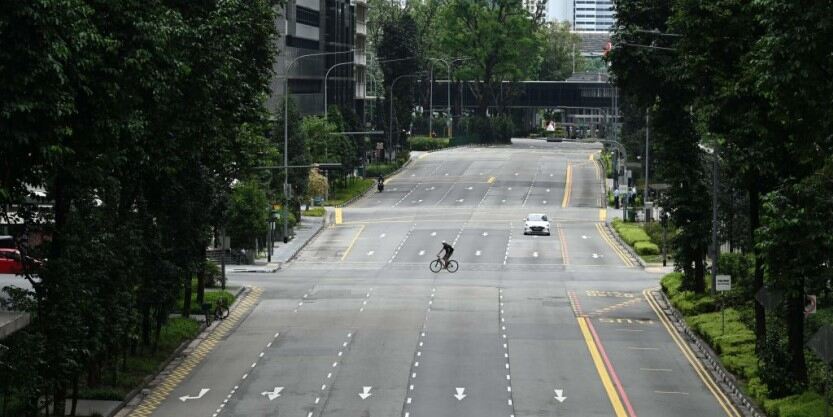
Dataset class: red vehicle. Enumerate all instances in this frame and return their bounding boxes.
[0,248,39,274]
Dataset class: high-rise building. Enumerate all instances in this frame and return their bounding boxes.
[354,0,367,114]
[573,0,615,32]
[268,0,356,116]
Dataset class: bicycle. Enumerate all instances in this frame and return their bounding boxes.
[203,297,230,326]
[430,256,459,273]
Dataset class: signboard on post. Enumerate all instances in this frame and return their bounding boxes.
[805,295,817,318]
[716,274,731,292]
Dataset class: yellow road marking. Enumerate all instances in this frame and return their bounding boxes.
[340,225,365,261]
[558,224,570,265]
[128,288,263,417]
[577,317,628,417]
[334,208,343,224]
[589,153,595,161]
[595,223,634,267]
[487,176,496,184]
[599,208,607,222]
[643,289,742,417]
[561,163,573,208]
[418,153,429,159]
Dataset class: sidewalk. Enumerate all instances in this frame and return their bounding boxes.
[228,215,326,273]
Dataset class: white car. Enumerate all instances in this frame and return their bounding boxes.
[524,213,551,236]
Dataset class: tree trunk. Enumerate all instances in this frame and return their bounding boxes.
[141,302,151,346]
[70,376,78,416]
[182,269,192,318]
[196,252,206,307]
[52,383,66,417]
[693,246,706,294]
[749,184,766,352]
[787,289,808,386]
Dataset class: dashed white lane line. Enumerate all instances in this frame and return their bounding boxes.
[379,233,386,238]
[504,222,513,265]
[419,250,425,256]
[394,182,422,207]
[219,332,281,414]
[389,223,416,263]
[404,287,438,417]
[500,288,516,414]
[476,250,482,256]
[367,250,374,256]
[522,164,541,207]
[435,184,456,206]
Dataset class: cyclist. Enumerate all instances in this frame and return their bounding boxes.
[437,240,454,269]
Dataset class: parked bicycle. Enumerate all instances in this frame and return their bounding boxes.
[203,297,230,326]
[429,256,459,273]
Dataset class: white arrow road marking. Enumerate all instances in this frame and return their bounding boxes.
[482,232,489,236]
[179,388,210,402]
[514,173,519,176]
[508,187,513,190]
[592,253,601,259]
[476,250,482,256]
[419,250,425,256]
[501,199,506,203]
[367,251,375,256]
[379,233,386,238]
[554,389,567,403]
[359,386,373,400]
[454,387,467,401]
[533,251,539,258]
[445,173,449,176]
[261,387,284,401]
[456,199,464,203]
[546,188,551,192]
[430,232,437,236]
[582,235,588,239]
[550,173,554,177]
[411,174,416,176]
[542,200,548,205]
[466,186,473,190]
[418,199,423,203]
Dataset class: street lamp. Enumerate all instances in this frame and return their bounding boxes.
[283,49,354,244]
[388,72,426,160]
[427,57,468,139]
[324,60,356,115]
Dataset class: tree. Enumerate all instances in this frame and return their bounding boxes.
[536,21,585,81]
[226,180,270,251]
[437,0,544,115]
[377,13,421,151]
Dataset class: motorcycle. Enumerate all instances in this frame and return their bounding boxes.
[377,180,384,192]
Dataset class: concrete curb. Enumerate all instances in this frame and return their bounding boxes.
[602,220,646,268]
[110,286,247,417]
[652,289,764,417]
[286,216,327,264]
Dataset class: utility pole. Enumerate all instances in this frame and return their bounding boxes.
[644,108,650,221]
[711,144,719,295]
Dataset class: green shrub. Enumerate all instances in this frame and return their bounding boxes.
[204,260,220,288]
[634,241,660,255]
[325,178,375,206]
[611,219,651,245]
[409,136,450,151]
[661,272,716,315]
[365,163,398,178]
[763,392,827,417]
[302,207,326,217]
[77,387,125,401]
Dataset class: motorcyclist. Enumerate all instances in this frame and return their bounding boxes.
[377,174,384,192]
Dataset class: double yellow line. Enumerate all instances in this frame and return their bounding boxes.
[577,316,629,417]
[561,163,573,208]
[595,223,635,267]
[643,289,742,417]
[558,224,570,265]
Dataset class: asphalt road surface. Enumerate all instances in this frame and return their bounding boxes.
[146,139,739,417]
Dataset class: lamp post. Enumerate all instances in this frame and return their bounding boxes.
[324,60,356,115]
[284,49,354,243]
[427,57,468,139]
[644,108,651,221]
[388,72,425,161]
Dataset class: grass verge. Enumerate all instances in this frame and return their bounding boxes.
[302,207,326,217]
[324,178,375,206]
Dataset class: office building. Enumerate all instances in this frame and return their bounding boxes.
[573,0,615,32]
[269,0,356,116]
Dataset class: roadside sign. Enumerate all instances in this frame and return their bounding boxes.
[716,275,731,292]
[805,295,817,317]
[809,325,833,364]
[755,286,783,310]
[376,142,384,150]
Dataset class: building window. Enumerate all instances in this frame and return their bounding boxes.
[296,6,320,27]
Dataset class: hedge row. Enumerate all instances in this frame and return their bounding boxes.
[611,218,660,256]
[408,136,450,151]
[661,272,829,417]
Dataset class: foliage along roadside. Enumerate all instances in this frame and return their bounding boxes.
[611,218,660,257]
[661,273,828,417]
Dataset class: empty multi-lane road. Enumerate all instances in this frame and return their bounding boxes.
[139,139,741,417]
